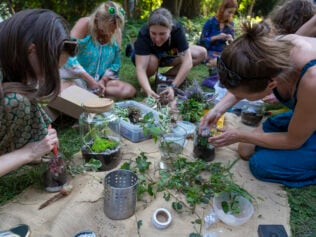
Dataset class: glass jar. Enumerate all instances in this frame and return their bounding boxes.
[241,101,264,127]
[193,125,215,162]
[79,104,121,171]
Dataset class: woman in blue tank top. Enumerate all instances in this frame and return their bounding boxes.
[200,22,316,188]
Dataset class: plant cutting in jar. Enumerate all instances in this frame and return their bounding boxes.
[43,125,67,192]
[193,115,224,162]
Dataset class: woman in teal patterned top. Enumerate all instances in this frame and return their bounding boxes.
[61,1,136,99]
[0,9,77,177]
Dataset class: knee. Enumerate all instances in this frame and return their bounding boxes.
[238,143,255,161]
[195,46,207,64]
[147,56,159,76]
[123,84,136,98]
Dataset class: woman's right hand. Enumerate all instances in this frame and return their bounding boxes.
[26,128,59,163]
[146,89,160,100]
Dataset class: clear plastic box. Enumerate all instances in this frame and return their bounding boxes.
[106,100,160,143]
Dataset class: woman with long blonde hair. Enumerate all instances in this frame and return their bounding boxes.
[60,1,136,99]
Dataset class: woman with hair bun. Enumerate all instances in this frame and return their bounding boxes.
[200,22,316,187]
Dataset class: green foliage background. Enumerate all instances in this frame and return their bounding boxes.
[1,0,279,24]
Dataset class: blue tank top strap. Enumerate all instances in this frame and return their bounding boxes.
[273,59,316,109]
[299,59,316,79]
[294,59,316,100]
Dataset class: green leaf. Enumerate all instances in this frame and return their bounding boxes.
[221,201,229,213]
[189,233,202,237]
[84,158,102,171]
[137,220,143,230]
[120,162,131,170]
[163,192,171,201]
[172,201,183,211]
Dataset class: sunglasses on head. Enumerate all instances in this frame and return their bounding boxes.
[63,39,78,57]
[217,57,266,87]
[108,6,125,16]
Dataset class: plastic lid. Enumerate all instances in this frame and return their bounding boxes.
[82,98,114,113]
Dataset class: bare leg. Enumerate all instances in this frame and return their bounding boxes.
[189,45,207,65]
[104,80,136,99]
[146,55,159,77]
[238,125,264,160]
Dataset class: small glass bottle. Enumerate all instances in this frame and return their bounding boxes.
[241,101,264,127]
[79,101,121,171]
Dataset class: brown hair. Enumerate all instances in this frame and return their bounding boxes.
[216,0,238,23]
[0,9,71,101]
[219,21,294,93]
[270,0,316,34]
[148,7,173,29]
[89,1,125,44]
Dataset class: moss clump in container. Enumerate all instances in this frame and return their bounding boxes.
[82,136,121,171]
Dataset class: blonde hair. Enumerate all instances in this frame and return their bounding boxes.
[89,1,125,44]
[219,21,295,93]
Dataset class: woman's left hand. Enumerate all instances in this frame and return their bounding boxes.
[208,128,240,147]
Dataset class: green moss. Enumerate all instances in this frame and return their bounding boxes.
[91,137,119,153]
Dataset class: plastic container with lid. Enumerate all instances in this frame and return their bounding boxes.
[79,98,122,171]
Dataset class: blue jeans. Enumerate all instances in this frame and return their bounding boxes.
[249,111,316,187]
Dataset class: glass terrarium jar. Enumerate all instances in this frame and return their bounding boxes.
[79,99,121,171]
[241,101,264,127]
[193,125,215,162]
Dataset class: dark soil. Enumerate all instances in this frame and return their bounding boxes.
[81,144,122,171]
[241,112,263,127]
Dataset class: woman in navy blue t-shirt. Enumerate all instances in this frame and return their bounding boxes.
[132,8,207,102]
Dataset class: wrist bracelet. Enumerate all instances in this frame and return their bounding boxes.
[170,83,177,89]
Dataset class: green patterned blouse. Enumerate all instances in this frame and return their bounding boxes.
[0,93,51,155]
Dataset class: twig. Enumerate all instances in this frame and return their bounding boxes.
[38,185,73,210]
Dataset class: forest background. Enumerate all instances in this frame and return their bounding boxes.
[1,0,277,23]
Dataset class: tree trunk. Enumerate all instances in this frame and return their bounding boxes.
[180,0,200,18]
[161,0,184,18]
[7,0,15,15]
[247,0,256,17]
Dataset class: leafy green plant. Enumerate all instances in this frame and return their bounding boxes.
[178,98,205,123]
[221,192,241,214]
[120,152,253,236]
